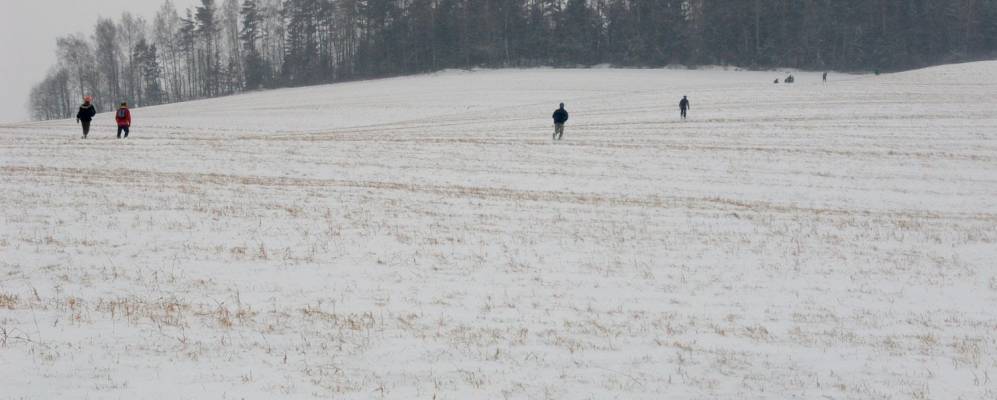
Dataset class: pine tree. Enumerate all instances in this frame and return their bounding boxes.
[179,9,198,99]
[240,0,269,89]
[155,1,184,102]
[196,0,222,96]
[139,40,165,105]
[94,18,121,110]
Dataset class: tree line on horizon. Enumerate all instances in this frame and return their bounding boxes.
[29,0,997,120]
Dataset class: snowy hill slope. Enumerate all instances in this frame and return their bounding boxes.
[2,63,996,399]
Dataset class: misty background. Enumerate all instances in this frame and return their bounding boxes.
[0,0,197,123]
[8,1,997,123]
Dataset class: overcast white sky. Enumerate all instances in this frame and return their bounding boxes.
[0,0,199,123]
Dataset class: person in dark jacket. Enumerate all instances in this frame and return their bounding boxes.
[115,102,131,139]
[552,103,569,140]
[76,96,96,139]
[679,96,690,119]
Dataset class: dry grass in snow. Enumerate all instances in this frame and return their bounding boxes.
[1,63,997,399]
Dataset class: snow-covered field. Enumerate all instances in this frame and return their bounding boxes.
[2,63,996,399]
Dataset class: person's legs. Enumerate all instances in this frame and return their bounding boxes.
[81,120,90,138]
[117,126,123,139]
[556,124,565,140]
[123,126,129,138]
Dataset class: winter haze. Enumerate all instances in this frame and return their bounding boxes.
[0,0,197,123]
[3,63,997,399]
[1,0,996,399]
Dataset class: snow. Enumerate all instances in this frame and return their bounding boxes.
[1,62,996,399]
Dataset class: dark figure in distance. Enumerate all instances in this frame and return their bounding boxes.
[679,96,690,119]
[76,96,96,139]
[552,103,569,140]
[823,72,828,83]
[115,103,131,139]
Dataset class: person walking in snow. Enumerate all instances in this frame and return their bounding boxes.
[823,72,828,83]
[679,96,690,120]
[76,96,96,139]
[115,102,131,139]
[552,103,569,141]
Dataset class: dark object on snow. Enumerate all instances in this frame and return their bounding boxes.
[784,75,795,84]
[552,103,568,140]
[774,79,780,84]
[823,72,828,82]
[76,101,96,138]
[679,96,690,119]
[552,103,568,124]
[76,102,96,121]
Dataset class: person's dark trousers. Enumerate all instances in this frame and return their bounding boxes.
[117,126,129,138]
[554,124,565,140]
[681,109,687,119]
[81,120,91,138]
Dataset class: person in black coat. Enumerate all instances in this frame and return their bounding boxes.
[552,103,569,140]
[76,96,97,139]
[679,96,690,119]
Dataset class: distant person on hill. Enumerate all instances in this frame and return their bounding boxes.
[115,103,131,139]
[552,103,569,141]
[679,96,690,119]
[76,96,96,139]
[823,72,828,83]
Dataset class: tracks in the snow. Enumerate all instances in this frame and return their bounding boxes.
[5,164,995,223]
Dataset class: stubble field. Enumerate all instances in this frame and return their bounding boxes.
[2,63,996,399]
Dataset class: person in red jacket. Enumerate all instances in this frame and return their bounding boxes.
[115,102,131,139]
